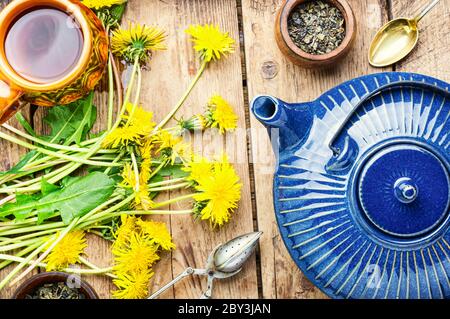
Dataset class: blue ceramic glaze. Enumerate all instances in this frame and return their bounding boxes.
[251,72,450,299]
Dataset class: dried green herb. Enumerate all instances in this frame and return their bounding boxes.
[26,282,86,299]
[287,0,346,55]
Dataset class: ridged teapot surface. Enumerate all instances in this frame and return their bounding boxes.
[251,72,450,299]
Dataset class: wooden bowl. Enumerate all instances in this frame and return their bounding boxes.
[275,0,356,68]
[12,272,99,299]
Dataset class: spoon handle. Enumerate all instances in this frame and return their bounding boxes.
[415,0,440,22]
[148,267,206,299]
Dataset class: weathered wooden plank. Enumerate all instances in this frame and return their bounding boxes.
[241,0,390,298]
[392,0,450,80]
[0,0,38,300]
[123,0,258,299]
[117,1,176,298]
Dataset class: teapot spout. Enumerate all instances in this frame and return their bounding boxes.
[251,95,313,150]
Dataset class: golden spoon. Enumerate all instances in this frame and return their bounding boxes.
[368,0,440,67]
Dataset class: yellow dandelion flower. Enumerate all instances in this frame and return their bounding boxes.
[45,231,87,271]
[134,187,154,211]
[185,24,235,62]
[139,139,153,160]
[183,156,213,184]
[113,232,160,274]
[111,23,166,63]
[102,125,142,149]
[153,130,180,150]
[119,164,153,209]
[153,131,191,164]
[206,95,238,134]
[123,103,156,135]
[119,163,136,189]
[139,158,152,185]
[137,220,175,251]
[193,156,241,227]
[139,139,153,184]
[81,0,126,10]
[113,215,137,251]
[171,140,191,164]
[103,104,154,149]
[112,270,153,299]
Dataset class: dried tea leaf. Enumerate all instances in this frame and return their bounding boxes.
[287,0,346,55]
[26,282,86,299]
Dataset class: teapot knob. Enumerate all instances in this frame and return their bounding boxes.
[394,177,418,204]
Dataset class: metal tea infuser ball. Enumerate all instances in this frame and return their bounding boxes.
[148,231,262,299]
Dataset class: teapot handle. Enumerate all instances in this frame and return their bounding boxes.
[328,80,450,156]
[0,70,23,124]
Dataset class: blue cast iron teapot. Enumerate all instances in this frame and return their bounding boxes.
[251,72,450,299]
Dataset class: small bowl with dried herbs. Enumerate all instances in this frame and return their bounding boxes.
[12,272,98,299]
[275,0,356,68]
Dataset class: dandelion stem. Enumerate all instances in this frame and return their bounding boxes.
[1,124,102,154]
[0,131,120,168]
[60,267,115,276]
[104,150,125,175]
[10,218,80,286]
[0,240,47,290]
[153,193,195,208]
[0,237,45,252]
[78,258,117,279]
[125,62,142,127]
[0,254,114,275]
[117,57,140,124]
[0,161,66,184]
[0,229,60,245]
[110,55,123,119]
[26,132,109,191]
[147,177,186,188]
[0,148,115,182]
[0,136,105,191]
[147,161,165,181]
[155,61,207,130]
[107,56,115,130]
[0,217,39,228]
[79,256,108,273]
[118,209,193,216]
[0,241,42,271]
[13,58,139,194]
[148,182,189,192]
[15,111,36,136]
[130,150,140,192]
[0,162,79,194]
[0,194,15,206]
[0,222,65,236]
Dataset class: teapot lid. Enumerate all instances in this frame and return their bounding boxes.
[270,72,450,299]
[357,143,449,237]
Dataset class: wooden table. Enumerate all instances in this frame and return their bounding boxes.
[0,0,449,299]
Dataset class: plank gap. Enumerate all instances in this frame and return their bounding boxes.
[385,0,396,71]
[236,0,264,299]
